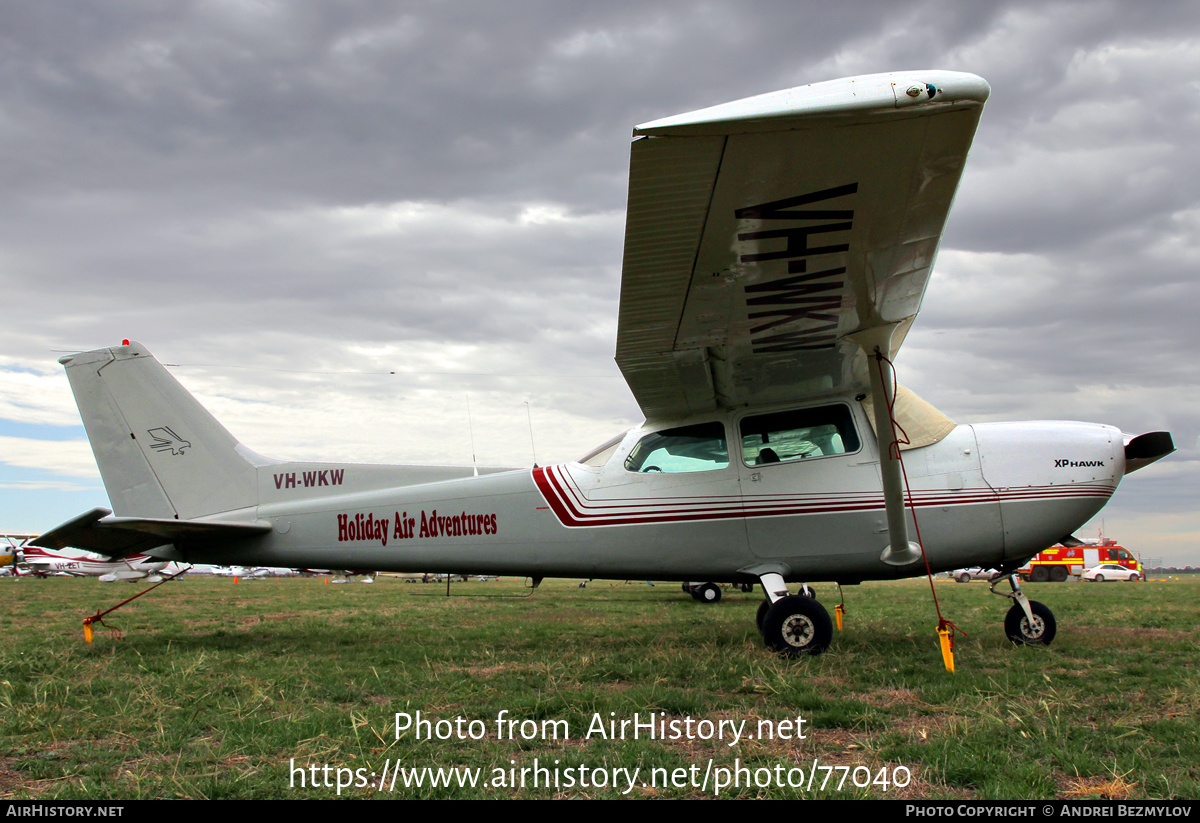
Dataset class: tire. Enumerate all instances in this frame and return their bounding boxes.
[800,585,817,600]
[761,595,833,656]
[958,573,971,583]
[1004,601,1056,646]
[737,582,755,593]
[1051,566,1069,583]
[697,583,721,604]
[1031,567,1050,583]
[756,599,771,633]
[1094,574,1105,583]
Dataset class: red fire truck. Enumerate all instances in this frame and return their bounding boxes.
[1018,539,1141,582]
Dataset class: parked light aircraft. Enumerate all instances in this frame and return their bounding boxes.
[0,534,36,570]
[20,545,173,582]
[34,71,1174,656]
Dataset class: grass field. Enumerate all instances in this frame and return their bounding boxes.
[0,574,1195,799]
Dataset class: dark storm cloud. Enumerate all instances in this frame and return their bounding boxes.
[0,2,1024,209]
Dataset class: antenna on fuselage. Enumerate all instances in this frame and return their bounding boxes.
[525,401,538,468]
[465,393,478,477]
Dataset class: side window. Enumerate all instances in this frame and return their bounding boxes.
[623,422,729,474]
[740,405,860,466]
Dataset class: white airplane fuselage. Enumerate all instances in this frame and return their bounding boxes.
[157,401,1121,585]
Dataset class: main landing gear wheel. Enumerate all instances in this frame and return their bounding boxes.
[1004,600,1056,646]
[761,595,833,657]
[695,583,721,604]
[756,599,771,632]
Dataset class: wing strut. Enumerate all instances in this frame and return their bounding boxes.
[850,324,921,566]
[853,325,965,671]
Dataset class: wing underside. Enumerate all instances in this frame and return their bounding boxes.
[616,71,989,422]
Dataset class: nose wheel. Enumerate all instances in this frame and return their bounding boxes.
[992,573,1057,646]
[1004,600,1056,645]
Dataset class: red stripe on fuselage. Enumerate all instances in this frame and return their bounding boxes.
[531,466,1113,529]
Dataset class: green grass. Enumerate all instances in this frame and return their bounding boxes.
[0,574,1196,799]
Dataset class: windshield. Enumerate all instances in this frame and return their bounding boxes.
[623,422,729,473]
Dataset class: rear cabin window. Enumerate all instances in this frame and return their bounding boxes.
[740,405,859,466]
[623,422,729,473]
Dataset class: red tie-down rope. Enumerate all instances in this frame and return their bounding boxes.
[82,564,191,642]
[872,351,966,656]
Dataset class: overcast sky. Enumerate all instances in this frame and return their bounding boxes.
[2,0,1197,565]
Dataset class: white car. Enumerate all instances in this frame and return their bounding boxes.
[949,567,999,583]
[1082,564,1142,582]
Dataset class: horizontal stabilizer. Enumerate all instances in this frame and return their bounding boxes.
[1123,431,1175,474]
[32,507,271,560]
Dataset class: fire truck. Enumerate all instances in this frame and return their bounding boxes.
[1018,539,1140,582]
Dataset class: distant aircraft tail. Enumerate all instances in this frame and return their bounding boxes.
[18,545,54,562]
[60,341,270,520]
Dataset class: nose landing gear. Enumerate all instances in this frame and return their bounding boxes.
[991,573,1057,646]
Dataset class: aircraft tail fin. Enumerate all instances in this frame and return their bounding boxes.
[60,341,270,520]
[17,544,56,562]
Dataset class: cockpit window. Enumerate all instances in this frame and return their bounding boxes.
[740,405,859,466]
[623,422,729,473]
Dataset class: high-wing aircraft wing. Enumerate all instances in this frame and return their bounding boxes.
[616,70,990,422]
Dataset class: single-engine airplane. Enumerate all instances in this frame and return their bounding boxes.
[0,534,35,569]
[20,544,174,582]
[35,71,1174,656]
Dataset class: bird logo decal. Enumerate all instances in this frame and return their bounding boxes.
[147,426,191,455]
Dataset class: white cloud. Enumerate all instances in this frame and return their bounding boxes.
[0,436,99,478]
[0,364,82,427]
